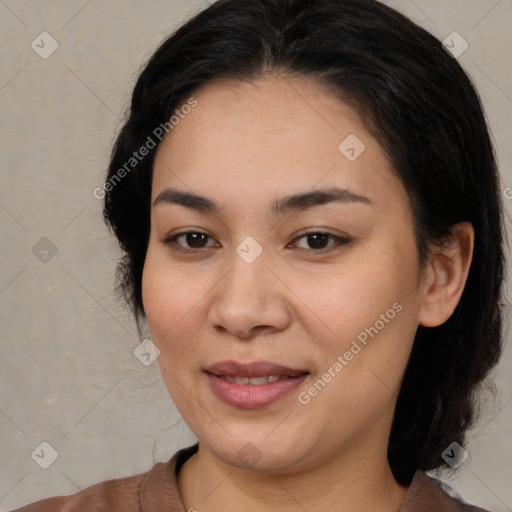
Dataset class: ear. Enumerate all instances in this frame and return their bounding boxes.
[418,222,474,327]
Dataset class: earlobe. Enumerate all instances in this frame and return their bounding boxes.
[418,222,474,327]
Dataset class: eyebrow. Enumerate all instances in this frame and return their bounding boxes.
[153,186,373,217]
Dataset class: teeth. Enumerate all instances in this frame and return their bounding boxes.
[222,375,284,385]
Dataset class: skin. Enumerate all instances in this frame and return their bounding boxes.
[141,72,474,512]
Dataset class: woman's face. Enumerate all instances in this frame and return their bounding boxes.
[142,74,428,473]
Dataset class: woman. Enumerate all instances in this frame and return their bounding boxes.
[12,0,506,510]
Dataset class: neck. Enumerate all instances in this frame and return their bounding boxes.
[177,435,409,512]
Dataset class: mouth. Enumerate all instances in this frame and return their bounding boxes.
[205,360,308,378]
[204,360,309,409]
[218,375,298,385]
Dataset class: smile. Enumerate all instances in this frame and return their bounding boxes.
[219,375,290,385]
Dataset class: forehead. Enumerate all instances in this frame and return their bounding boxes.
[151,74,407,214]
[167,74,367,149]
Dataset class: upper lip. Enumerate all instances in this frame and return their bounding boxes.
[205,360,309,378]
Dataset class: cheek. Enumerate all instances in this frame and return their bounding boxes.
[141,249,205,351]
[297,286,415,434]
[289,251,420,411]
[141,253,207,410]
[291,253,413,344]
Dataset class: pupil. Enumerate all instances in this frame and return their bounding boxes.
[188,233,207,248]
[308,233,328,249]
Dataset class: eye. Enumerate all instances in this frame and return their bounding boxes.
[161,230,350,254]
[161,231,217,251]
[289,231,350,252]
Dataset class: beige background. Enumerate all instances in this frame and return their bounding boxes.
[0,0,511,510]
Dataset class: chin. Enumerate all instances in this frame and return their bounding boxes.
[201,430,311,473]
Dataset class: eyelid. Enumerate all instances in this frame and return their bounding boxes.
[289,230,351,252]
[160,228,351,254]
[291,227,350,239]
[160,230,217,250]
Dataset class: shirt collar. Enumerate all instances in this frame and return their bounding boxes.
[140,443,474,512]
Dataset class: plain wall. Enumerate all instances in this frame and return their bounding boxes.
[0,0,511,510]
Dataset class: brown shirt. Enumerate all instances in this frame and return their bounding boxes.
[10,444,490,512]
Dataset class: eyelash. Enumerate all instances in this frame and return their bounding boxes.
[160,230,351,255]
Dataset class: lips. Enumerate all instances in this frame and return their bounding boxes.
[205,360,307,378]
[205,360,309,409]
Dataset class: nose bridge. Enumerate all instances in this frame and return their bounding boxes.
[208,237,288,336]
[221,237,270,308]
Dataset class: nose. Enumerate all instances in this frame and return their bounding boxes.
[207,244,291,339]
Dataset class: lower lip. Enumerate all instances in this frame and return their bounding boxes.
[206,373,309,409]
